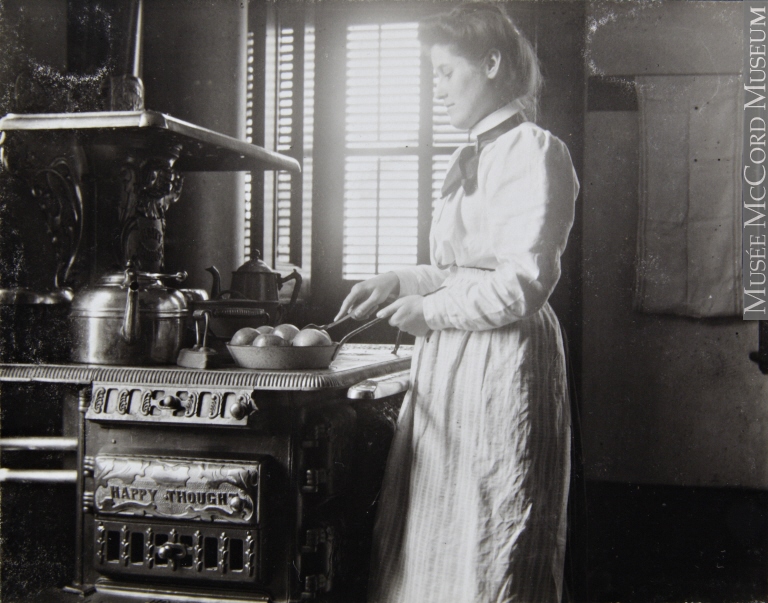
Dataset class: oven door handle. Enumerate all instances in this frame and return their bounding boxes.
[157,542,191,566]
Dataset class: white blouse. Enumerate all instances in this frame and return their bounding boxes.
[394,120,579,331]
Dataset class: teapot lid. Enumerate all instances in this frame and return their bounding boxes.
[234,250,276,274]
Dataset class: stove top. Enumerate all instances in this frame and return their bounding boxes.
[0,344,412,391]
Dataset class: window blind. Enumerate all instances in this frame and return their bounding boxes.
[275,26,295,265]
[255,19,314,269]
[343,155,419,279]
[245,31,255,260]
[302,25,315,275]
[343,23,421,280]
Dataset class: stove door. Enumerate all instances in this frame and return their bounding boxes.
[88,454,265,586]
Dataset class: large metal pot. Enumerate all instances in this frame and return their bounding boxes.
[70,265,189,365]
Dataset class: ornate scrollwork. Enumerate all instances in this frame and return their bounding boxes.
[245,531,256,577]
[194,530,204,572]
[92,388,106,414]
[209,393,222,419]
[120,525,130,566]
[93,455,259,524]
[185,391,199,418]
[118,146,183,272]
[0,131,85,288]
[30,159,85,288]
[95,522,106,564]
[145,526,155,569]
[218,532,229,574]
[117,389,131,415]
[140,390,154,416]
[82,491,94,514]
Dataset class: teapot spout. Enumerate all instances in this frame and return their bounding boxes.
[205,266,222,299]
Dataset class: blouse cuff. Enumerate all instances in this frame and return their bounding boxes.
[392,269,421,297]
[423,292,451,331]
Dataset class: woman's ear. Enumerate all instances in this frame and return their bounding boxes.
[485,49,502,80]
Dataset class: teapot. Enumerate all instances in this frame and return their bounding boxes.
[206,250,302,310]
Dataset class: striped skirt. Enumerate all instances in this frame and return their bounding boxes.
[368,275,571,603]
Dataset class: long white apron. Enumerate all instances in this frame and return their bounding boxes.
[368,269,571,603]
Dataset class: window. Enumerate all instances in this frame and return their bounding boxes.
[256,5,473,318]
[343,23,421,280]
[251,6,314,276]
[341,21,467,280]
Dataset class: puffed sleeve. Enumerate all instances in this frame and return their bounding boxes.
[422,124,579,331]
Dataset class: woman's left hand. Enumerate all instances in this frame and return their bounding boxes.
[376,295,430,337]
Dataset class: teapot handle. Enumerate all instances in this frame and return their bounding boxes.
[278,269,303,308]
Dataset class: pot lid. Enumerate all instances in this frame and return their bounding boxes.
[234,250,276,274]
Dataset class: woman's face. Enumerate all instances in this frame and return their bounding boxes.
[431,44,504,131]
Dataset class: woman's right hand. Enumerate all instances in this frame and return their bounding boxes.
[335,272,400,321]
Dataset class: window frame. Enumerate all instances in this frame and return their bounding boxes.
[260,2,307,269]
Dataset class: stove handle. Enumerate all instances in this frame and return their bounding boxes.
[347,370,410,400]
[157,542,190,568]
[0,437,78,483]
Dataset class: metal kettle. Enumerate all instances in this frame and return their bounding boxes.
[69,263,189,365]
[206,250,302,307]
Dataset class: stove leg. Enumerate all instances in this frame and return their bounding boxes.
[63,386,94,596]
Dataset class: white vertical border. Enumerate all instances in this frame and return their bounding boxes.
[743,1,768,319]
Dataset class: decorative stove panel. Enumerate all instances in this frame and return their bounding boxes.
[92,455,262,525]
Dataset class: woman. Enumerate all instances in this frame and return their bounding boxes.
[336,4,579,602]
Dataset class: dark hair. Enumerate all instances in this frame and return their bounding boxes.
[419,2,542,117]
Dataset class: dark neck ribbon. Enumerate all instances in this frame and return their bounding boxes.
[441,112,526,197]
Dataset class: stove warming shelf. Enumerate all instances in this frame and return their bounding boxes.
[0,110,301,173]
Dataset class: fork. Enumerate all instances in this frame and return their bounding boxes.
[303,313,354,332]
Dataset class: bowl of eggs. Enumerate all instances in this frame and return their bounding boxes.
[226,318,383,370]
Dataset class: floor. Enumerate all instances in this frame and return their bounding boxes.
[2,480,766,602]
[577,481,768,603]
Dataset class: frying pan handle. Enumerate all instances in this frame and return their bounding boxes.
[331,317,387,361]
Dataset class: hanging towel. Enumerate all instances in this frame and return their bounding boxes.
[634,75,742,317]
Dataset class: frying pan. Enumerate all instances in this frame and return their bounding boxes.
[227,316,385,370]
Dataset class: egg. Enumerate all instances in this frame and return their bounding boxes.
[272,323,301,342]
[252,334,291,347]
[230,327,260,346]
[292,328,333,347]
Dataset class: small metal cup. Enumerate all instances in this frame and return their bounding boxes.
[103,75,145,111]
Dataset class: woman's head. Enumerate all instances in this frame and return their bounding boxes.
[420,2,541,128]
